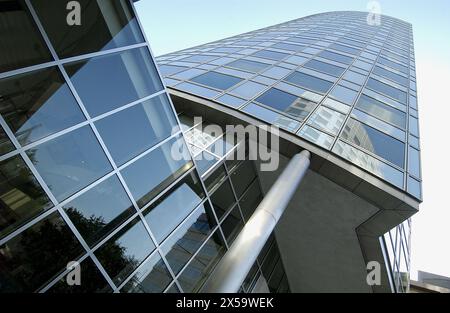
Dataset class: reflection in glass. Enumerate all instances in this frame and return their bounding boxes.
[27,126,112,201]
[221,206,244,245]
[65,47,163,117]
[191,71,243,91]
[31,0,144,58]
[229,81,266,99]
[356,94,406,129]
[308,107,345,135]
[303,60,346,77]
[161,202,218,274]
[210,179,236,220]
[0,67,85,145]
[227,59,271,73]
[194,151,219,176]
[121,136,193,208]
[285,71,334,94]
[63,175,135,247]
[121,252,172,293]
[95,217,155,285]
[0,0,52,73]
[0,127,14,156]
[178,231,226,292]
[95,94,179,166]
[239,180,263,221]
[143,172,205,243]
[0,212,83,292]
[366,78,407,104]
[0,155,53,239]
[230,160,257,198]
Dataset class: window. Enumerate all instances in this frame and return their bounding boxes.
[261,66,291,79]
[343,71,366,85]
[239,180,263,220]
[319,50,354,65]
[366,78,407,104]
[303,60,346,77]
[65,47,163,117]
[377,57,408,74]
[191,71,243,90]
[0,67,85,145]
[230,160,257,198]
[180,55,217,63]
[256,88,297,112]
[0,127,14,156]
[229,81,266,99]
[373,66,409,86]
[31,0,144,58]
[143,172,205,243]
[95,95,178,166]
[271,43,305,52]
[227,59,271,73]
[121,136,192,208]
[27,126,112,202]
[298,125,334,149]
[210,179,236,220]
[285,71,334,94]
[252,50,289,61]
[0,0,52,73]
[341,119,405,168]
[308,107,345,135]
[161,202,218,274]
[330,43,361,55]
[159,65,188,76]
[0,212,83,292]
[221,206,244,245]
[62,175,135,247]
[95,217,155,285]
[217,94,247,108]
[195,151,219,176]
[408,147,421,178]
[356,94,406,128]
[121,252,172,293]
[329,85,359,105]
[0,155,53,239]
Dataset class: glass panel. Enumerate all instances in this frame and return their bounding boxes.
[230,160,257,198]
[121,136,193,208]
[0,0,52,73]
[180,55,217,63]
[194,151,219,176]
[0,67,85,146]
[95,94,178,166]
[159,65,188,76]
[343,70,366,85]
[161,202,217,274]
[204,165,227,192]
[303,60,346,77]
[261,66,291,79]
[408,147,421,178]
[191,71,243,90]
[217,94,247,108]
[143,172,205,243]
[329,85,359,105]
[373,66,409,86]
[356,94,406,129]
[47,257,112,293]
[27,126,112,201]
[178,231,226,292]
[165,283,181,293]
[242,103,301,133]
[407,177,422,200]
[239,180,263,221]
[308,107,345,135]
[271,42,305,52]
[30,0,144,58]
[341,119,405,168]
[298,125,334,149]
[0,127,14,155]
[95,217,155,285]
[227,59,271,73]
[377,57,408,74]
[366,78,407,104]
[330,43,361,55]
[62,175,135,247]
[0,212,83,292]
[0,155,53,239]
[221,206,244,245]
[210,179,236,220]
[256,88,297,111]
[229,81,266,99]
[176,82,221,99]
[319,50,354,65]
[121,252,172,293]
[65,47,163,117]
[285,71,334,94]
[171,68,206,80]
[252,50,289,61]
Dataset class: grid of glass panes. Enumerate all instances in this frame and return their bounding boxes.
[156,11,422,201]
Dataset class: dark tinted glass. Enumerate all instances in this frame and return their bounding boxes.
[161,202,217,274]
[0,155,53,239]
[65,47,163,117]
[95,94,178,166]
[319,50,354,65]
[143,172,205,243]
[230,160,258,198]
[221,206,244,245]
[95,217,155,285]
[204,165,227,192]
[47,257,112,293]
[366,78,407,104]
[239,180,263,221]
[121,252,172,293]
[63,175,134,247]
[303,60,346,77]
[253,50,289,61]
[0,0,52,73]
[0,67,85,145]
[31,0,144,58]
[0,127,14,155]
[285,71,334,94]
[0,212,83,292]
[373,66,409,86]
[227,59,271,73]
[191,71,243,90]
[210,179,236,220]
[341,119,405,167]
[356,95,406,128]
[178,231,226,292]
[121,136,192,208]
[27,126,112,201]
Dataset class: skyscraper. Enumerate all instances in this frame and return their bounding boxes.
[0,0,420,293]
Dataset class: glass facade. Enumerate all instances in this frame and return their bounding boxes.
[157,11,422,201]
[0,0,288,293]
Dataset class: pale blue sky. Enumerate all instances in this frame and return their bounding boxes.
[136,0,450,281]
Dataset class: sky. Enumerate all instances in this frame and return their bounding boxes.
[135,0,450,281]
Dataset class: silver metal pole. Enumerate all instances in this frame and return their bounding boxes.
[201,150,311,293]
